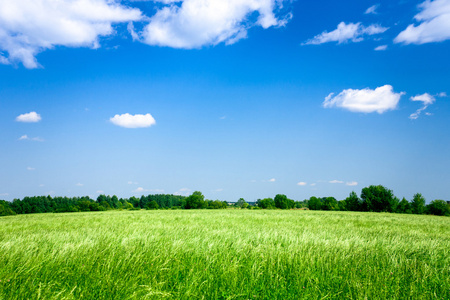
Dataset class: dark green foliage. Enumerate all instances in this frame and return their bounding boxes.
[307,196,322,210]
[411,193,426,214]
[0,200,16,216]
[397,198,412,214]
[145,200,159,210]
[207,200,228,209]
[274,194,295,209]
[185,191,207,209]
[256,198,275,209]
[426,200,450,216]
[345,191,361,211]
[321,197,338,211]
[361,185,397,212]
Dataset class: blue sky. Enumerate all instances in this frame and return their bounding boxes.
[1,0,449,202]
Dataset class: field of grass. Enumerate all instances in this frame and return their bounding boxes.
[1,210,449,299]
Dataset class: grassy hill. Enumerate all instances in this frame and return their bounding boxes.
[1,210,449,299]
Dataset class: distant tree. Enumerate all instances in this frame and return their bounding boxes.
[345,191,361,211]
[146,200,159,210]
[361,185,397,212]
[321,197,339,211]
[411,193,426,215]
[337,200,347,211]
[236,198,248,208]
[256,198,275,209]
[426,200,450,216]
[185,191,207,209]
[274,194,295,209]
[397,198,412,214]
[307,196,322,210]
[0,200,16,216]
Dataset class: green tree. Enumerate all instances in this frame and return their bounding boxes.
[185,191,207,209]
[274,194,294,209]
[361,185,397,212]
[307,196,322,210]
[321,197,339,211]
[397,198,411,214]
[345,191,361,211]
[0,200,16,216]
[411,193,426,214]
[146,200,159,210]
[256,198,275,209]
[236,198,248,208]
[426,200,450,216]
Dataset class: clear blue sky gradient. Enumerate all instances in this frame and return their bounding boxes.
[1,0,449,202]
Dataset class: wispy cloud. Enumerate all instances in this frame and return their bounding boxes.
[269,178,276,182]
[365,4,380,15]
[18,135,44,142]
[346,181,358,186]
[323,85,404,114]
[409,92,446,119]
[303,22,388,45]
[297,182,307,186]
[27,167,35,171]
[329,180,344,184]
[110,113,156,128]
[16,112,41,123]
[374,45,387,51]
[76,183,84,187]
[395,0,450,44]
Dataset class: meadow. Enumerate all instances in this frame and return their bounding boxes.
[0,210,449,299]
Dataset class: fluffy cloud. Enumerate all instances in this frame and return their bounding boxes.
[269,178,276,182]
[0,0,142,68]
[346,181,358,186]
[110,113,156,128]
[409,92,445,119]
[365,4,380,15]
[16,111,41,122]
[323,85,404,114]
[302,22,388,45]
[395,0,450,44]
[297,182,307,186]
[137,0,292,48]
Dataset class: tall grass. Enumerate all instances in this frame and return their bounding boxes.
[1,210,449,299]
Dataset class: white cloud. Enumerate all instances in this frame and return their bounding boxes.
[76,183,84,186]
[16,111,41,122]
[127,181,138,185]
[365,4,380,15]
[323,85,404,114]
[302,22,388,45]
[310,183,316,186]
[329,180,344,184]
[110,113,156,128]
[269,178,276,182]
[395,0,450,44]
[137,0,291,49]
[346,181,358,186]
[96,190,104,194]
[297,182,307,186]
[27,167,35,171]
[409,92,445,119]
[374,45,387,51]
[133,187,146,193]
[18,135,44,142]
[0,0,143,68]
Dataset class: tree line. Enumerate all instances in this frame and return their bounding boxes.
[1,185,449,217]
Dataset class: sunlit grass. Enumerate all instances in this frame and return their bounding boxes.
[1,210,449,299]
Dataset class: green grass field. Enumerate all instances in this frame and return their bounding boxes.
[1,210,449,299]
